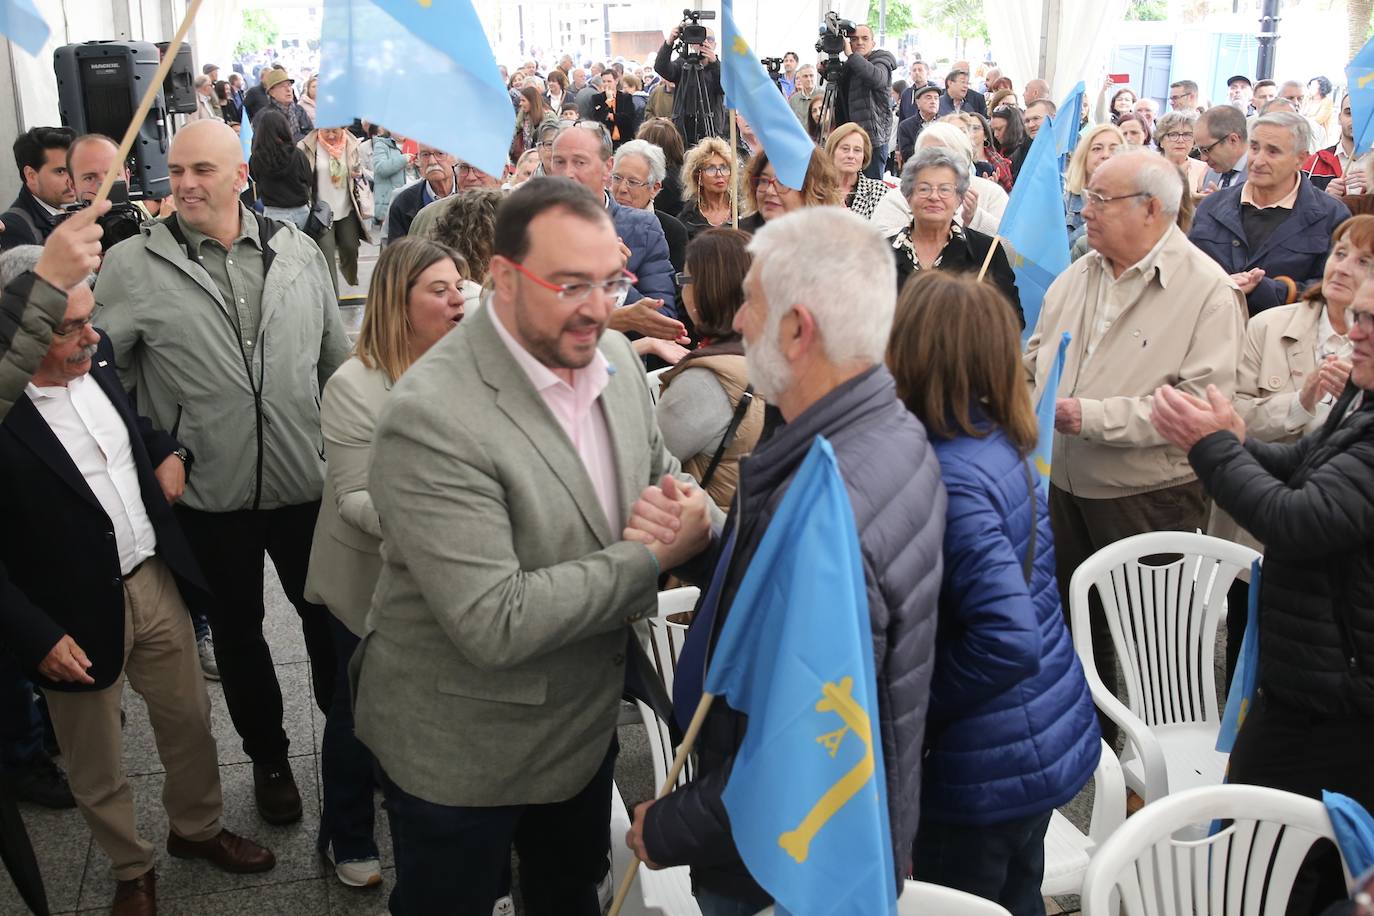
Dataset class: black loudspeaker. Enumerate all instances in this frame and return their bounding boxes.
[53,41,170,200]
[155,41,197,114]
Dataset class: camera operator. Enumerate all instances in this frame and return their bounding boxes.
[62,134,154,252]
[654,13,727,148]
[836,24,897,179]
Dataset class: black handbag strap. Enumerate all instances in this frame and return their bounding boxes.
[1021,460,1038,585]
[700,385,755,490]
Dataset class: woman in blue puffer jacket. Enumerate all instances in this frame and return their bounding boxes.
[886,270,1100,916]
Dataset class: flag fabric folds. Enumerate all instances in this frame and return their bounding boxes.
[704,436,896,916]
[720,0,816,190]
[1053,81,1086,158]
[0,0,49,56]
[999,123,1071,340]
[1216,558,1261,753]
[1031,332,1072,495]
[1347,37,1374,156]
[316,0,513,180]
[1323,790,1374,879]
[239,106,254,165]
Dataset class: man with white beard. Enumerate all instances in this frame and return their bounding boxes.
[620,207,946,915]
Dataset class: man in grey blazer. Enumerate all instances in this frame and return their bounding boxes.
[351,177,713,916]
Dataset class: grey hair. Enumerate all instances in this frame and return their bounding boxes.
[1253,110,1314,156]
[913,121,974,167]
[900,145,971,202]
[613,139,666,184]
[0,245,42,290]
[1113,149,1182,216]
[559,121,614,160]
[747,207,895,366]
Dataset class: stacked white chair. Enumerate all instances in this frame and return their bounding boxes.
[1041,738,1128,897]
[1069,532,1260,804]
[1081,784,1352,915]
[645,366,672,405]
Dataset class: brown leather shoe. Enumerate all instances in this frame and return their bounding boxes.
[112,870,156,916]
[166,828,276,874]
[252,763,303,824]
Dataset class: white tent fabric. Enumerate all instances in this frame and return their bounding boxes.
[986,0,1129,101]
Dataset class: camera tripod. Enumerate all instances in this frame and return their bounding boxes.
[817,57,844,140]
[675,55,719,148]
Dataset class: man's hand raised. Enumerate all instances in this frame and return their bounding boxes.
[624,474,711,570]
[35,200,110,291]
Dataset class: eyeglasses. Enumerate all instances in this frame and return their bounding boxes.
[54,316,94,339]
[1346,307,1374,335]
[1167,94,1192,104]
[1194,136,1226,157]
[753,175,785,193]
[536,140,557,150]
[1161,131,1193,143]
[502,257,638,307]
[912,182,959,200]
[701,165,731,177]
[610,173,651,190]
[416,150,446,161]
[1081,189,1151,208]
[456,164,485,176]
[674,272,693,286]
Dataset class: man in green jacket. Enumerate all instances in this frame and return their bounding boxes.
[94,121,349,827]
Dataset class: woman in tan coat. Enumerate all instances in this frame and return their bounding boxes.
[1214,214,1374,679]
[655,228,765,509]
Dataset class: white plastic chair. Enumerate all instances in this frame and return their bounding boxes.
[638,587,700,792]
[1081,784,1352,915]
[1069,532,1260,804]
[646,366,672,405]
[1042,738,1129,897]
[754,879,1014,915]
[610,780,703,916]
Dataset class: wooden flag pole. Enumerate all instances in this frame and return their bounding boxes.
[729,110,740,228]
[605,691,718,916]
[976,233,1003,282]
[91,0,206,208]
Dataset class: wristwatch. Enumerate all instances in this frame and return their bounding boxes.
[172,447,189,463]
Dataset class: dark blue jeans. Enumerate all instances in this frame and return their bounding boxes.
[864,142,889,179]
[318,615,378,863]
[0,654,45,770]
[380,737,616,916]
[912,809,1053,916]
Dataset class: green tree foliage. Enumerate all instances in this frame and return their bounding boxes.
[234,9,280,58]
[868,0,916,35]
[919,0,989,47]
[1126,0,1169,20]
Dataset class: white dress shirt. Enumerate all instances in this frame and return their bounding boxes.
[26,375,158,574]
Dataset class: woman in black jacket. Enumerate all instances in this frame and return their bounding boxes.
[250,110,313,231]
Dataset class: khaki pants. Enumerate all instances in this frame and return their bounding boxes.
[43,556,222,880]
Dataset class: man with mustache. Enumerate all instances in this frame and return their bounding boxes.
[0,243,275,916]
[385,143,459,241]
[352,176,714,915]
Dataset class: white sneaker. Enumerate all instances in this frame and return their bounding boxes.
[492,896,514,916]
[197,633,220,681]
[322,843,382,887]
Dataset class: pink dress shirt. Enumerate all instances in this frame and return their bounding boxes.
[490,305,623,534]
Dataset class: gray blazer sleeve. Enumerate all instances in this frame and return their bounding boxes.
[320,364,384,540]
[0,274,67,420]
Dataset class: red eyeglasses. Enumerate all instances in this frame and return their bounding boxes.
[500,257,638,307]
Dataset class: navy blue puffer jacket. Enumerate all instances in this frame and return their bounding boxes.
[921,419,1099,826]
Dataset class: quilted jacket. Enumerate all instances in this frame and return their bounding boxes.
[920,418,1099,826]
[642,366,945,906]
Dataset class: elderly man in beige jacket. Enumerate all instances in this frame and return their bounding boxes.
[1023,150,1247,743]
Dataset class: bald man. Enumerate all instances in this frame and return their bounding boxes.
[1024,79,1051,106]
[94,120,349,827]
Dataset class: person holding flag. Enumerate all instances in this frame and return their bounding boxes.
[887,270,1099,915]
[1022,149,1245,746]
[622,206,945,915]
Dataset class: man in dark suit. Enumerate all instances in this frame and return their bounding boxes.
[937,68,988,117]
[590,74,641,150]
[385,145,458,241]
[0,246,275,916]
[0,127,76,253]
[896,59,940,121]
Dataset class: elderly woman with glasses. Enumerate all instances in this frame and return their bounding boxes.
[737,147,843,232]
[677,136,742,239]
[1154,110,1209,195]
[888,145,1021,325]
[611,139,689,275]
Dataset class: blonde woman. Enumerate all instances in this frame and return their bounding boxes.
[678,136,743,239]
[826,122,888,219]
[1065,123,1125,233]
[738,146,842,232]
[305,237,465,890]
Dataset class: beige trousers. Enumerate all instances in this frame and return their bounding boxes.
[43,556,223,880]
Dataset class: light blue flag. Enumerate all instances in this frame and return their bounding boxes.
[0,0,48,56]
[1031,332,1071,494]
[1216,559,1260,753]
[239,107,254,166]
[999,123,1070,341]
[720,0,816,190]
[1323,790,1374,878]
[1346,37,1374,155]
[1053,81,1086,158]
[316,0,513,179]
[705,436,896,916]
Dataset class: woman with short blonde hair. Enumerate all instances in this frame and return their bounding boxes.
[1064,123,1125,232]
[826,122,888,219]
[739,147,841,231]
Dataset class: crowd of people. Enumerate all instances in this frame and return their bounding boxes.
[0,16,1369,916]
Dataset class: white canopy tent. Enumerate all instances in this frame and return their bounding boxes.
[986,0,1130,101]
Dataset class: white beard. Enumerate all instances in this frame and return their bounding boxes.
[743,314,794,404]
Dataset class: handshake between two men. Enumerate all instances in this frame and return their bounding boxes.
[623,474,714,572]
